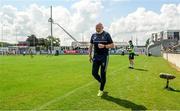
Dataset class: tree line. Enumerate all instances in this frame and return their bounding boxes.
[26,34,60,50]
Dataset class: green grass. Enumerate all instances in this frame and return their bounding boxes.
[0,55,180,110]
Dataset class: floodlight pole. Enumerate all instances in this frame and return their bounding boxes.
[48,6,53,54]
[51,6,53,53]
[48,6,80,50]
[1,25,3,47]
[15,28,17,46]
[15,28,18,55]
[1,24,4,55]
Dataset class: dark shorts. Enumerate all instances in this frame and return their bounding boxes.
[129,53,134,60]
[93,55,107,61]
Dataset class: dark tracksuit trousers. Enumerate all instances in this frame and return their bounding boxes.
[92,55,109,91]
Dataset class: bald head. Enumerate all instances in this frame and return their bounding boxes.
[96,23,104,33]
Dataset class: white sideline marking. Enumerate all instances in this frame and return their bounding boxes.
[36,81,94,110]
[35,65,127,110]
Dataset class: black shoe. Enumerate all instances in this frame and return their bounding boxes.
[128,67,134,69]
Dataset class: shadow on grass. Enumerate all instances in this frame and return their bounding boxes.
[101,92,147,110]
[166,87,180,92]
[134,68,148,72]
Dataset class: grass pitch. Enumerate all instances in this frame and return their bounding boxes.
[0,55,180,110]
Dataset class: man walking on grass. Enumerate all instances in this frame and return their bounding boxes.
[128,40,135,69]
[89,23,114,97]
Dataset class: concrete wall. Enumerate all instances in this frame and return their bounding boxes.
[148,44,161,56]
[163,53,180,69]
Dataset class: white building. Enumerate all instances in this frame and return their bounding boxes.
[151,30,180,42]
[114,42,128,49]
[163,30,180,40]
[148,30,180,56]
[71,41,90,49]
[71,41,129,50]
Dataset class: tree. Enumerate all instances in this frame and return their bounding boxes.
[0,42,14,47]
[46,36,60,47]
[53,38,60,47]
[26,34,38,46]
[38,38,46,46]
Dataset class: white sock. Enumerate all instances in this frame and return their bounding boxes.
[132,63,134,67]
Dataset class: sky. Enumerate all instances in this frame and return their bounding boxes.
[0,0,180,46]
